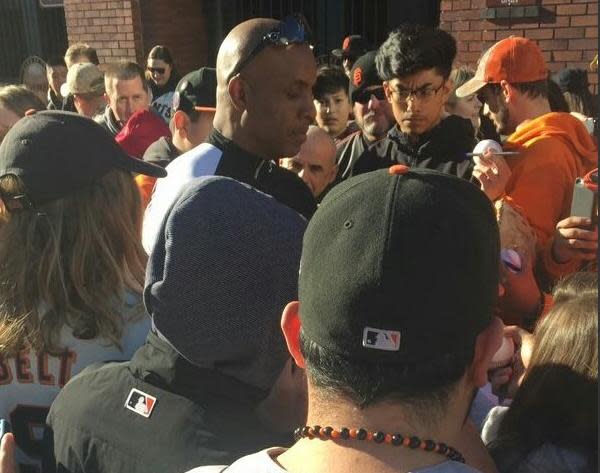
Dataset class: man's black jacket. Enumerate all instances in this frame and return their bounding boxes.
[352,115,476,179]
[45,332,293,473]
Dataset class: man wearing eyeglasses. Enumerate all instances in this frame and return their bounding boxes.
[351,25,475,180]
[143,16,317,253]
[335,51,395,181]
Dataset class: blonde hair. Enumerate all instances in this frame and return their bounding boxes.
[0,169,146,356]
[491,276,597,465]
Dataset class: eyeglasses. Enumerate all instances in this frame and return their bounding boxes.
[226,14,314,83]
[389,82,445,103]
[147,67,166,75]
[355,87,386,105]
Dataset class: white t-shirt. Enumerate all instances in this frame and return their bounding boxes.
[1,294,150,469]
[142,142,223,254]
[186,447,483,473]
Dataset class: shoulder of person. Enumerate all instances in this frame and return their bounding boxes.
[480,405,509,446]
[185,447,288,473]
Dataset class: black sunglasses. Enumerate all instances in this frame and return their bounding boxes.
[226,14,313,82]
[355,87,386,105]
[147,67,166,74]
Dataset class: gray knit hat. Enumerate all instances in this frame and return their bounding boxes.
[144,176,306,393]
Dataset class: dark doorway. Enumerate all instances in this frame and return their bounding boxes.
[0,0,67,84]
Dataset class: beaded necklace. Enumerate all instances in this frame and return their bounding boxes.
[294,425,465,464]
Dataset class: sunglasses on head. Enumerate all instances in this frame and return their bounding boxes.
[147,67,166,74]
[226,14,313,82]
[355,87,386,105]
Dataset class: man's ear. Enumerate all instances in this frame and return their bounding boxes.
[227,75,248,112]
[327,163,339,185]
[172,110,188,135]
[467,316,504,387]
[440,77,453,105]
[281,301,306,369]
[499,80,512,104]
[383,81,393,104]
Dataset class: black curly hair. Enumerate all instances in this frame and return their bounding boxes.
[376,24,456,81]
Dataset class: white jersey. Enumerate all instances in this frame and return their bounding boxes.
[186,447,483,473]
[1,293,150,470]
[151,91,175,124]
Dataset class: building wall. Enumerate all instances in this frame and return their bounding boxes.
[63,0,208,74]
[440,0,598,93]
[140,0,208,75]
[63,0,143,64]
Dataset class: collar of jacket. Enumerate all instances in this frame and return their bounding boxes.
[388,115,474,155]
[102,105,123,135]
[208,128,274,180]
[47,88,63,109]
[128,330,270,406]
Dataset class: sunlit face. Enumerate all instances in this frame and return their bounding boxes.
[281,136,337,198]
[478,85,514,136]
[46,64,67,97]
[147,58,172,87]
[242,44,317,160]
[65,53,92,69]
[0,106,21,143]
[353,86,395,142]
[383,68,451,140]
[106,76,149,124]
[314,89,353,139]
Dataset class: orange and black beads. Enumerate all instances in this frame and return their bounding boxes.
[294,425,465,464]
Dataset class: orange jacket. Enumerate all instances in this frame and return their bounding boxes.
[503,112,597,285]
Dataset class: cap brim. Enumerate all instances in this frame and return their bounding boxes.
[194,106,216,112]
[455,78,487,98]
[118,153,167,178]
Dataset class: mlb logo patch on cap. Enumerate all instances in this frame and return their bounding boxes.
[125,388,157,418]
[362,327,401,351]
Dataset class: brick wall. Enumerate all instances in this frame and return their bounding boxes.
[139,0,208,76]
[63,0,143,65]
[440,0,598,93]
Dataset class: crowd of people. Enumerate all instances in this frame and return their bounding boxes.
[0,13,597,473]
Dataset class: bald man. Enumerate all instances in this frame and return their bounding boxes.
[281,126,337,201]
[143,17,317,253]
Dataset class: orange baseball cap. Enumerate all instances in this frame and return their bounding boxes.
[456,36,547,97]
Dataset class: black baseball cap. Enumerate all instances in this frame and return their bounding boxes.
[0,111,166,207]
[332,35,369,59]
[171,67,217,115]
[299,166,500,363]
[146,176,306,393]
[348,50,382,103]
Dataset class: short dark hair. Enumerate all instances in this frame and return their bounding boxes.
[376,25,456,81]
[313,66,349,100]
[147,45,174,65]
[46,55,66,69]
[64,43,100,66]
[547,79,570,112]
[300,330,475,415]
[104,61,148,94]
